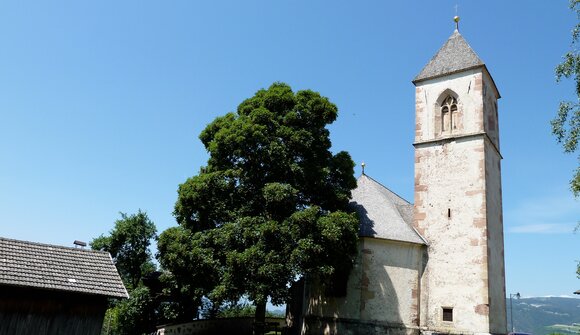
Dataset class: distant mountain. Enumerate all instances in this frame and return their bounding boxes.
[267,307,285,318]
[507,297,580,335]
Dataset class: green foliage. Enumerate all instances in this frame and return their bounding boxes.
[161,82,359,322]
[91,210,157,289]
[216,302,283,318]
[100,306,119,335]
[92,211,161,335]
[555,0,580,197]
[115,286,157,335]
[217,302,256,318]
[157,226,219,321]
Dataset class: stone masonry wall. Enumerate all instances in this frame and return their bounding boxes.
[413,68,505,334]
[414,137,490,333]
[482,71,507,334]
[484,138,507,334]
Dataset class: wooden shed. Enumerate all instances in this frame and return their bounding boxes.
[0,237,128,335]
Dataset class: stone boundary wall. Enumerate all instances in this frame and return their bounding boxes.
[156,317,285,335]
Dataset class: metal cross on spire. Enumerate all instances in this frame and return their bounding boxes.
[454,4,460,31]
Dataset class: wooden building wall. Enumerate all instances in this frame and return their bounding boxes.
[0,287,108,335]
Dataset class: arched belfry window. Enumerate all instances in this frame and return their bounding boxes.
[441,95,458,133]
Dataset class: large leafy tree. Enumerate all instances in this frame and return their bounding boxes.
[160,82,359,324]
[555,0,580,198]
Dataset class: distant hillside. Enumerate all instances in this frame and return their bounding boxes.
[507,297,580,335]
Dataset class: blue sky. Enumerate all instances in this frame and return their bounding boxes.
[0,1,578,298]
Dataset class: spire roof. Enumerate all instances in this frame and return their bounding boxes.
[413,30,484,84]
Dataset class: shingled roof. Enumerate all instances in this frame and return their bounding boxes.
[0,237,128,298]
[350,174,427,245]
[413,29,484,84]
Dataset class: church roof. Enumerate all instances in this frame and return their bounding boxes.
[413,29,484,83]
[350,174,427,245]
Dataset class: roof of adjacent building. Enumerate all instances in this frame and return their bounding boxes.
[350,174,427,245]
[0,237,128,298]
[413,29,484,83]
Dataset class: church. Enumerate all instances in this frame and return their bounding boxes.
[298,21,508,335]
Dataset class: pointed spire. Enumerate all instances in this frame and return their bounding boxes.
[413,28,484,84]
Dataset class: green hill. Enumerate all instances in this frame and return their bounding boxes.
[507,297,580,335]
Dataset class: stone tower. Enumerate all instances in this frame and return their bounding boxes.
[412,28,507,335]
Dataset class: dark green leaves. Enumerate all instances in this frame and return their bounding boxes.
[157,226,220,305]
[164,82,358,319]
[173,170,239,231]
[263,183,298,220]
[90,210,156,290]
[555,0,580,197]
[91,211,159,335]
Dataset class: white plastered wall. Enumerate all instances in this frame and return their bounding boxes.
[305,238,423,331]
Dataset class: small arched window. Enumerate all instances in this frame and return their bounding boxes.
[441,96,457,133]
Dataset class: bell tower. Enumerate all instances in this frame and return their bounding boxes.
[412,23,507,335]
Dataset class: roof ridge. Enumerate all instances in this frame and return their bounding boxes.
[0,236,107,255]
[359,174,412,205]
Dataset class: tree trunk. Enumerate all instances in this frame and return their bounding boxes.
[254,300,267,335]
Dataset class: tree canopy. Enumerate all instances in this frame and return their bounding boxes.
[159,82,359,322]
[91,210,159,335]
[554,0,580,197]
[91,210,157,290]
[157,225,220,321]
